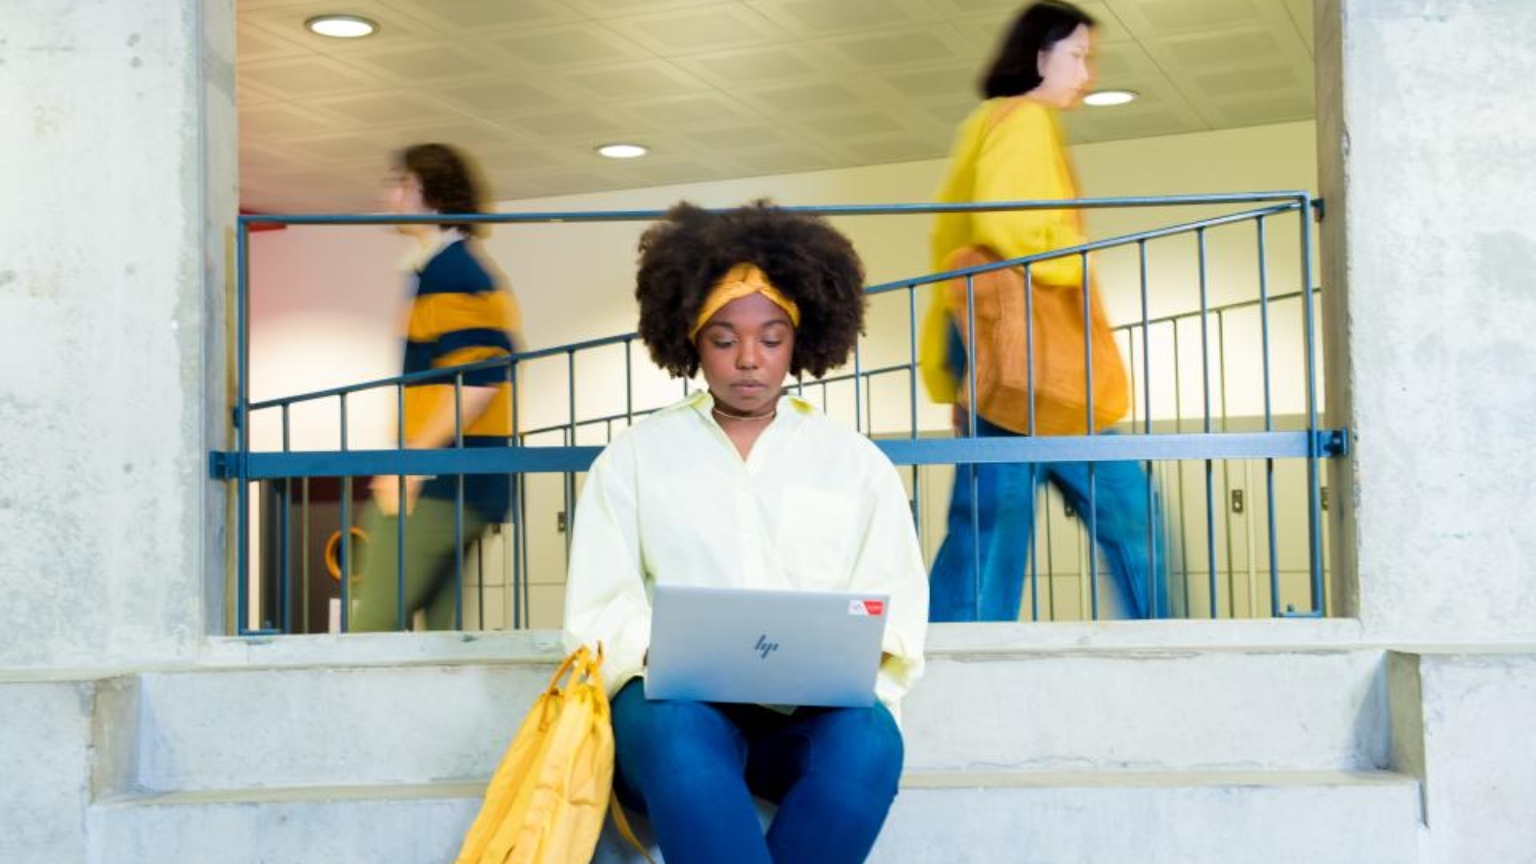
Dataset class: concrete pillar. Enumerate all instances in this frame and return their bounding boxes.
[0,0,236,668]
[1317,0,1536,642]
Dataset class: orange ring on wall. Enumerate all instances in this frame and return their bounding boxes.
[324,527,369,582]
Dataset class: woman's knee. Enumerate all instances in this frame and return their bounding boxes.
[612,689,745,774]
[808,705,905,794]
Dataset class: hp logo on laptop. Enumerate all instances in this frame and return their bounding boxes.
[754,634,779,660]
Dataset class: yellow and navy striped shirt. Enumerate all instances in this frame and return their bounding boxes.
[403,236,522,520]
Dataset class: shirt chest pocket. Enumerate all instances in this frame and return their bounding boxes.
[775,486,862,586]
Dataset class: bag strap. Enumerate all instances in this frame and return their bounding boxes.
[609,792,656,864]
[545,644,590,694]
[584,643,658,864]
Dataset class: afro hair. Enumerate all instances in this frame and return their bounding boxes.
[635,201,866,380]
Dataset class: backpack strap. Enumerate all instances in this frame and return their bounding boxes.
[609,794,656,864]
[587,643,657,864]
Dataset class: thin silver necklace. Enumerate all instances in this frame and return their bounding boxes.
[712,404,776,423]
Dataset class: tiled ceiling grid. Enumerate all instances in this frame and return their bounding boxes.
[237,0,1317,212]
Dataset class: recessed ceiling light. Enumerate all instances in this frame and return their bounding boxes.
[596,143,648,160]
[305,14,379,39]
[1084,89,1137,107]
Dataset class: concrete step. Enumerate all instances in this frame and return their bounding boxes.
[121,646,1389,793]
[89,770,1422,864]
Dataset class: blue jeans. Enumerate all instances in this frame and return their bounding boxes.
[610,681,904,864]
[929,412,1168,622]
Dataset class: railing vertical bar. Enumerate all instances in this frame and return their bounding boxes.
[300,477,311,633]
[963,274,981,619]
[907,285,922,551]
[510,361,524,629]
[564,351,577,567]
[279,404,292,633]
[1028,463,1040,622]
[1300,196,1325,614]
[853,340,864,434]
[907,284,919,441]
[1025,264,1036,437]
[517,465,530,629]
[1218,309,1239,619]
[236,221,250,634]
[476,540,486,632]
[1138,239,1158,616]
[1171,320,1190,617]
[1043,484,1057,621]
[1026,262,1039,620]
[1124,326,1137,433]
[1197,228,1218,618]
[866,368,878,439]
[1081,252,1099,620]
[396,383,407,631]
[338,392,351,633]
[624,337,635,427]
[1257,218,1281,616]
[965,275,978,439]
[453,372,465,631]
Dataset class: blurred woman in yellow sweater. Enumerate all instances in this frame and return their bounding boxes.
[922,1,1166,622]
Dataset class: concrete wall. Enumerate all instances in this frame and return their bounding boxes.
[0,0,236,668]
[1316,0,1536,642]
[1389,651,1536,864]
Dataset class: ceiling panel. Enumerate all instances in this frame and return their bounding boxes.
[610,4,791,54]
[621,93,764,129]
[557,60,714,102]
[745,0,942,37]
[237,0,1323,212]
[375,0,582,35]
[670,43,830,89]
[490,25,652,70]
[332,44,500,83]
[1105,0,1293,39]
[240,55,381,99]
[1283,0,1316,52]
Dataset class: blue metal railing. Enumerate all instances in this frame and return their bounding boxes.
[215,194,1343,634]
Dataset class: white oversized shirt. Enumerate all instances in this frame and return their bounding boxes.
[562,391,928,715]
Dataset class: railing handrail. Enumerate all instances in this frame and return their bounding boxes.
[238,192,1313,228]
[864,201,1301,295]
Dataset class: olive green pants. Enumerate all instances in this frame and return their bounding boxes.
[349,497,489,632]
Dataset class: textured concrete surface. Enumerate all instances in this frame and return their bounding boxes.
[127,647,1387,792]
[89,771,1421,864]
[0,682,96,864]
[1317,0,1536,642]
[0,0,236,669]
[1401,653,1536,864]
[134,663,556,791]
[896,648,1388,771]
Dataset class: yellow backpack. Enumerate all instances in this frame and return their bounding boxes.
[455,644,651,864]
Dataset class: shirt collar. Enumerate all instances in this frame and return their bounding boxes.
[398,228,463,273]
[685,389,816,424]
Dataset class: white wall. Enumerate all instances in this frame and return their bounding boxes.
[249,119,1320,450]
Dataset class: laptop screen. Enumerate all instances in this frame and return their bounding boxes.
[645,584,888,708]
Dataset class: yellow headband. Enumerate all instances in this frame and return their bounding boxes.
[689,263,801,340]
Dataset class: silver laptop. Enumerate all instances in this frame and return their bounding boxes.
[645,584,889,708]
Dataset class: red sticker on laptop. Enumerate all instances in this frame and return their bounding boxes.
[849,598,885,616]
